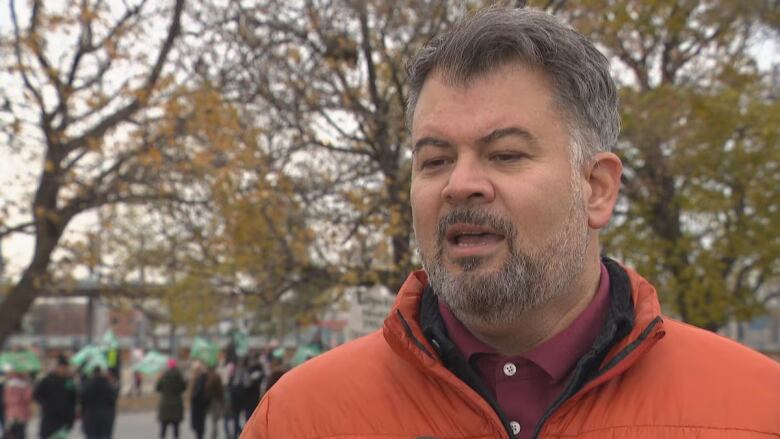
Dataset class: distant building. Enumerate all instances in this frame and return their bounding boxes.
[7,296,145,351]
[343,286,396,340]
[26,299,89,337]
[300,285,395,349]
[5,278,777,363]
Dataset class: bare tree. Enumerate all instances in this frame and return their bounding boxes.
[0,0,186,344]
[194,0,470,293]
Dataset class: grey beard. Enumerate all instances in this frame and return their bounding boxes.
[425,251,545,326]
[421,205,589,327]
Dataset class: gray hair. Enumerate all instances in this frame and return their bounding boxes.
[406,7,619,167]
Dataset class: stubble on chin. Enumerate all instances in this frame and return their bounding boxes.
[424,248,542,326]
[454,256,484,273]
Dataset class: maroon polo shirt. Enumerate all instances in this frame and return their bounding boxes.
[439,263,611,438]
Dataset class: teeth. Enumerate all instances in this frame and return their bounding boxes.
[455,233,485,245]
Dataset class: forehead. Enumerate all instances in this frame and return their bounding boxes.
[410,64,564,142]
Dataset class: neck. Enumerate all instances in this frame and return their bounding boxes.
[459,253,603,356]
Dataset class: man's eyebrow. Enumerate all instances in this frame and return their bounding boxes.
[477,126,537,147]
[412,137,451,154]
[412,127,536,153]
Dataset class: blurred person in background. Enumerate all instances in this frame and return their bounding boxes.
[0,365,7,435]
[79,367,118,439]
[33,355,76,439]
[204,366,224,439]
[261,356,287,395]
[189,361,208,439]
[227,357,263,437]
[156,359,186,439]
[217,361,234,439]
[244,356,264,418]
[225,360,245,438]
[131,370,143,397]
[3,367,32,439]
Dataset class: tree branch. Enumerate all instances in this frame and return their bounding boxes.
[0,222,36,239]
[10,0,48,121]
[61,0,185,156]
[615,36,650,91]
[358,3,382,115]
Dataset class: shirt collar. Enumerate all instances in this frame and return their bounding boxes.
[439,262,611,382]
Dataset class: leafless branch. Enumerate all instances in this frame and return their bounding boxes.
[10,0,48,122]
[0,222,35,239]
[61,0,185,156]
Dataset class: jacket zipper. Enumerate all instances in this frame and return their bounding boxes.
[396,310,512,438]
[532,316,663,438]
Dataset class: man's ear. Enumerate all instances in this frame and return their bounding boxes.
[584,152,622,230]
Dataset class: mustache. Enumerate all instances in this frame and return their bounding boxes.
[435,208,517,246]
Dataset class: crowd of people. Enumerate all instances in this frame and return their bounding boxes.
[0,354,118,439]
[156,350,289,439]
[0,345,291,439]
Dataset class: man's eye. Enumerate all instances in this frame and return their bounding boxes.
[421,158,450,169]
[491,152,524,163]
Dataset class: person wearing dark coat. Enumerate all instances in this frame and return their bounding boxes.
[204,366,224,439]
[263,357,288,394]
[226,356,264,437]
[0,369,6,434]
[32,355,77,439]
[242,358,264,421]
[80,367,118,439]
[0,364,25,437]
[156,359,186,439]
[189,362,209,439]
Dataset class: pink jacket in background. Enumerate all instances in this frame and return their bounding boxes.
[4,376,33,423]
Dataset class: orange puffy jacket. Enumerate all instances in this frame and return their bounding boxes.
[242,261,780,438]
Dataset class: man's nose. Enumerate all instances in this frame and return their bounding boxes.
[441,158,495,205]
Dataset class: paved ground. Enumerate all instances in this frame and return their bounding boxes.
[28,411,240,439]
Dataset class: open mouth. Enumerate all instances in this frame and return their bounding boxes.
[445,224,506,247]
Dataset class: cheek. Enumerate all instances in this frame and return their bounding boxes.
[410,183,440,245]
[503,185,570,236]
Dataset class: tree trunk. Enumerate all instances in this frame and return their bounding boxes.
[0,262,52,346]
[0,215,63,346]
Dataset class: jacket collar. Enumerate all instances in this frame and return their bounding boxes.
[383,259,666,438]
[383,258,666,389]
[382,270,438,368]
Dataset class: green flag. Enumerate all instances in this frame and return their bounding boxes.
[71,345,103,367]
[132,350,169,375]
[102,330,119,349]
[0,351,41,373]
[83,352,109,374]
[190,337,219,367]
[292,344,321,367]
[231,329,249,358]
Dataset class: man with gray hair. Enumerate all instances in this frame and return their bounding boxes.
[242,6,780,439]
